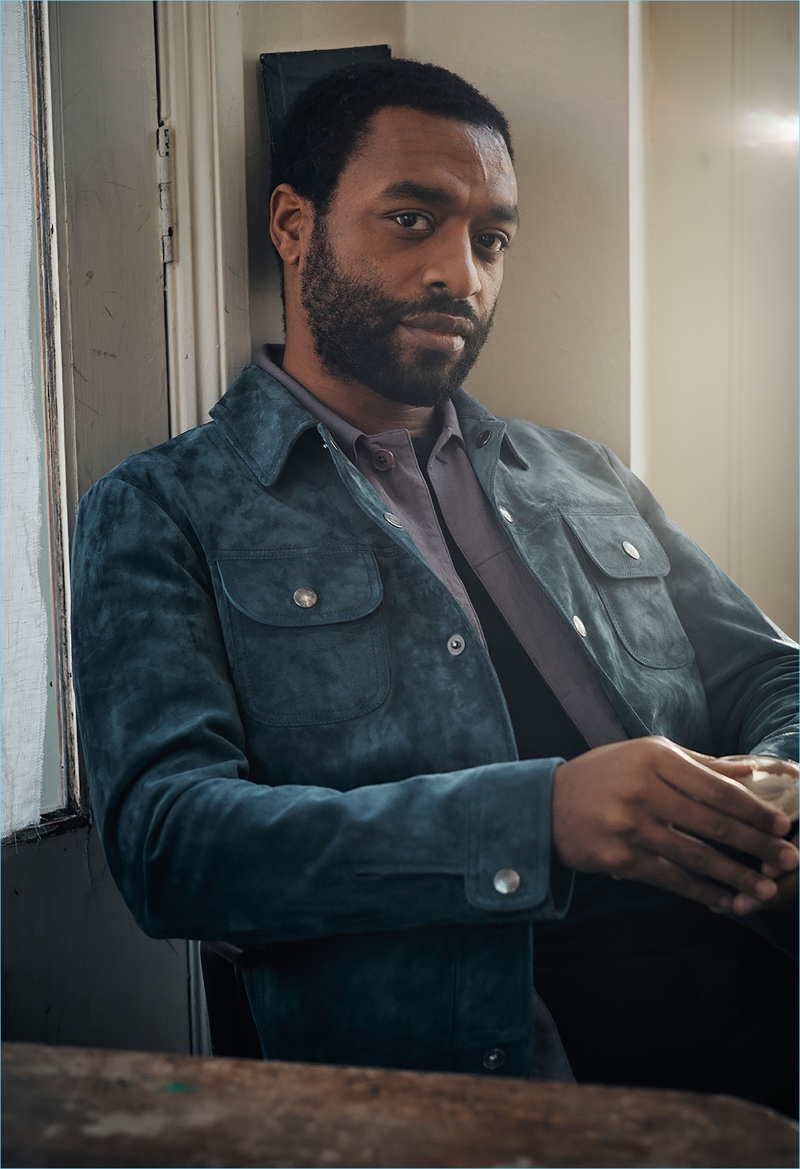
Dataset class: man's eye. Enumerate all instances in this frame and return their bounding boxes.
[475,232,509,254]
[394,212,430,231]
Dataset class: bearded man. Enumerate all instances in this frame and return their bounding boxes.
[71,59,798,1114]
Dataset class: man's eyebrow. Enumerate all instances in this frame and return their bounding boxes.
[380,180,520,228]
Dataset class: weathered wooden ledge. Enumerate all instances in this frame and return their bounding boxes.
[3,1041,797,1168]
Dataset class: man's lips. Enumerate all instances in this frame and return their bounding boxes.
[401,313,475,336]
[397,313,474,352]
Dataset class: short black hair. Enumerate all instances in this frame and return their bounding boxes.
[271,57,514,216]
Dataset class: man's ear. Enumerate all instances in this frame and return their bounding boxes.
[270,184,313,267]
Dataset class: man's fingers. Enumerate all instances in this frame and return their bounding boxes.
[730,893,762,915]
[654,746,790,836]
[761,830,799,879]
[619,846,782,915]
[750,868,799,913]
[646,823,780,901]
[625,851,734,913]
[658,787,799,870]
[681,748,755,776]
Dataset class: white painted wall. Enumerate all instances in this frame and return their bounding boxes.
[643,2,798,636]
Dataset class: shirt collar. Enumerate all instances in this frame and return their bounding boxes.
[253,344,466,461]
[210,346,527,489]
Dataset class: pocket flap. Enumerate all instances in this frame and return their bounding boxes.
[216,550,383,627]
[563,513,670,579]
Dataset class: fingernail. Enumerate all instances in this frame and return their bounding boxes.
[734,895,760,915]
[754,877,777,899]
[773,813,791,835]
[778,845,799,870]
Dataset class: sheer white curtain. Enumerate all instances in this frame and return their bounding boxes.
[2,1,62,835]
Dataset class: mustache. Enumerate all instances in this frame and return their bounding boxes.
[392,294,481,322]
[378,292,484,330]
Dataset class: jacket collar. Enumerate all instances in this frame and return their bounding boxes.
[449,387,529,471]
[209,363,529,488]
[209,364,318,488]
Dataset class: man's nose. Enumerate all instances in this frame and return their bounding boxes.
[422,228,482,301]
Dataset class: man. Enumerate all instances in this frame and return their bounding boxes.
[71,60,798,1111]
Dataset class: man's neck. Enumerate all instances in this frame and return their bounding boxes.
[281,344,437,438]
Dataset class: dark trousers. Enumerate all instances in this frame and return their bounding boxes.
[534,874,798,1118]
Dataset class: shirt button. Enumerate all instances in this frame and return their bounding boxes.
[372,449,394,471]
[622,540,640,560]
[493,868,520,894]
[476,429,492,448]
[447,634,466,656]
[572,615,587,637]
[499,506,514,524]
[482,1048,507,1071]
[383,512,403,529]
[327,437,340,452]
[293,587,318,608]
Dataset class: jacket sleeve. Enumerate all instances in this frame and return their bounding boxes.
[70,474,571,945]
[602,445,798,763]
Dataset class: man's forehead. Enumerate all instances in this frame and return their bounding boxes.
[340,105,517,204]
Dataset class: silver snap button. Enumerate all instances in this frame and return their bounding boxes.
[293,587,318,609]
[622,540,640,560]
[572,615,587,637]
[372,449,394,471]
[493,868,520,894]
[482,1048,507,1071]
[383,512,403,529]
[476,429,492,448]
[499,506,514,524]
[447,634,466,656]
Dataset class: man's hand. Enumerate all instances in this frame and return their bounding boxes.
[703,756,799,915]
[552,737,799,914]
[732,832,800,914]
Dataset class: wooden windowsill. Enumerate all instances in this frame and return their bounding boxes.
[3,1041,797,1168]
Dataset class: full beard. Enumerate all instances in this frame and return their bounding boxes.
[299,219,495,408]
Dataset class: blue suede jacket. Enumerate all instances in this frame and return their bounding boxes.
[71,366,798,1076]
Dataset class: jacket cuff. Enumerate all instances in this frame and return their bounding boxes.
[465,757,571,920]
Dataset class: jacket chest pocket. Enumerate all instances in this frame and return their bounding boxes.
[215,549,389,726]
[563,513,694,669]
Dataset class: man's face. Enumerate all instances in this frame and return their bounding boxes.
[298,107,518,408]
